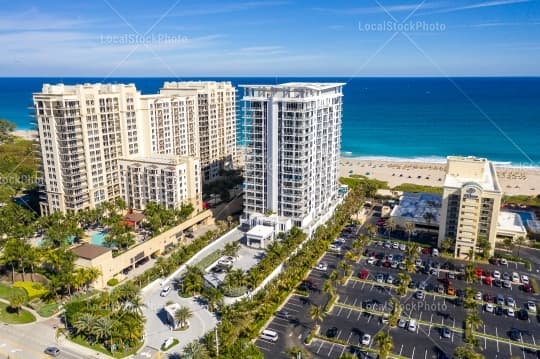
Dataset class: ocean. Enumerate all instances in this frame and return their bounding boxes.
[1,77,539,167]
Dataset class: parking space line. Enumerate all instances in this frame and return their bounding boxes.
[411,346,416,359]
[337,306,343,316]
[347,308,352,319]
[424,349,428,359]
[352,280,357,288]
[399,344,404,356]
[340,345,346,358]
[316,341,324,354]
[495,327,499,352]
[352,298,357,307]
[283,307,299,313]
[270,321,289,328]
[328,343,335,356]
[483,325,487,349]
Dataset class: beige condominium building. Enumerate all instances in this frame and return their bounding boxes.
[33,82,235,214]
[438,156,502,259]
[118,154,201,211]
[34,83,140,214]
[160,81,237,181]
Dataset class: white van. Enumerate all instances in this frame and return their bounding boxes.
[407,319,417,332]
[260,329,279,342]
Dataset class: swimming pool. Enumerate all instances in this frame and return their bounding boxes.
[90,231,108,246]
[507,210,536,224]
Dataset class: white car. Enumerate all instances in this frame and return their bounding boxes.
[218,256,235,266]
[506,297,516,307]
[475,292,482,301]
[415,291,424,299]
[492,270,501,279]
[499,258,508,265]
[521,275,530,285]
[386,254,394,261]
[367,257,376,265]
[512,272,520,283]
[506,308,515,317]
[432,248,439,257]
[361,334,371,346]
[407,319,417,332]
[329,243,342,252]
[484,303,494,313]
[336,237,347,244]
[526,301,537,312]
[415,259,423,267]
[398,318,407,328]
[316,262,328,271]
[386,275,394,284]
[392,242,399,249]
[399,243,407,251]
[376,274,384,283]
[160,286,172,297]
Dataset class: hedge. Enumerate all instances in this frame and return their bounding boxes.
[13,281,47,300]
[107,278,119,287]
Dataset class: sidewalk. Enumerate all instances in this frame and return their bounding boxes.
[0,297,47,323]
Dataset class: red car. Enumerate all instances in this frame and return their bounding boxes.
[483,293,493,302]
[359,269,369,280]
[422,247,430,255]
[522,284,534,293]
[475,268,483,277]
[483,276,492,286]
[382,261,391,268]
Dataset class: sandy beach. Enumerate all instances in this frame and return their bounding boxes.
[339,158,540,197]
[13,129,37,141]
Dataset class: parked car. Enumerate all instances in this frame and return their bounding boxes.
[484,303,494,313]
[496,294,505,306]
[376,273,384,283]
[326,326,338,338]
[508,329,521,341]
[526,301,537,312]
[432,248,439,257]
[415,291,424,299]
[407,319,417,332]
[361,334,372,346]
[517,309,529,320]
[512,272,520,283]
[475,291,482,301]
[502,272,511,281]
[493,270,501,279]
[506,297,516,307]
[506,308,515,317]
[441,327,451,339]
[316,262,328,271]
[446,286,455,296]
[503,280,512,289]
[521,274,530,285]
[495,306,504,316]
[359,269,369,280]
[398,318,407,328]
[499,258,508,265]
[483,293,493,303]
[367,257,376,265]
[276,310,291,319]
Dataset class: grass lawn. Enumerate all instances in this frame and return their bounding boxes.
[0,282,27,301]
[194,249,222,271]
[36,302,61,317]
[0,302,35,324]
[70,336,143,358]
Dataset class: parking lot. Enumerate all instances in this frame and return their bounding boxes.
[255,217,540,358]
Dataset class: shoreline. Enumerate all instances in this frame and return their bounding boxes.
[339,158,540,196]
[12,129,37,141]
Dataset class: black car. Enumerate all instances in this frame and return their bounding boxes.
[456,289,465,298]
[493,279,502,287]
[44,347,61,357]
[517,309,529,321]
[454,297,464,306]
[276,310,291,319]
[495,306,504,316]
[326,326,338,338]
[509,329,521,341]
[408,281,417,289]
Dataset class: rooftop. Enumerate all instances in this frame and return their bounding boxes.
[123,212,145,223]
[390,192,442,226]
[72,243,111,260]
[240,82,345,91]
[443,156,501,193]
[497,211,527,234]
[119,154,194,166]
[246,224,274,238]
[35,83,137,96]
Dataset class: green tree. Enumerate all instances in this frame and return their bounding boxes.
[0,118,15,143]
[182,266,205,295]
[454,344,485,359]
[397,273,411,296]
[323,279,335,298]
[223,241,241,258]
[464,263,476,283]
[441,238,454,254]
[515,236,526,257]
[384,218,397,239]
[464,287,477,310]
[309,305,325,327]
[201,286,224,312]
[374,330,394,359]
[404,221,415,242]
[365,223,377,238]
[174,306,193,329]
[183,340,210,359]
[8,291,27,316]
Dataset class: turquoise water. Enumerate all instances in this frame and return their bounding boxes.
[90,231,108,246]
[2,77,540,166]
[507,210,536,224]
[37,235,76,247]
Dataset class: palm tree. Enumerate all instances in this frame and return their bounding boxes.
[397,273,411,296]
[375,330,394,359]
[183,340,210,359]
[365,223,377,239]
[384,218,397,239]
[309,305,325,328]
[515,236,526,257]
[323,279,335,298]
[201,287,224,312]
[338,261,351,277]
[464,263,476,283]
[73,312,97,338]
[182,266,204,295]
[223,241,241,258]
[454,344,485,359]
[465,311,482,331]
[329,270,339,284]
[174,306,193,329]
[8,292,26,316]
[404,221,415,242]
[464,287,477,310]
[92,316,113,346]
[440,238,454,254]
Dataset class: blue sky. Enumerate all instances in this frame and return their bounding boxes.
[1,0,539,76]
